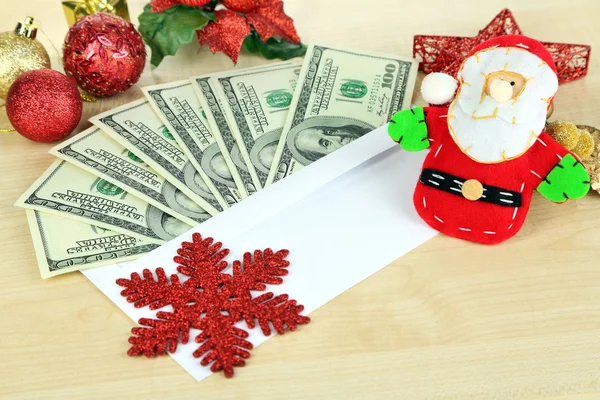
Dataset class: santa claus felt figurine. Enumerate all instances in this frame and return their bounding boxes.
[389,35,590,244]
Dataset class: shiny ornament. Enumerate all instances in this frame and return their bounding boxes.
[6,69,82,142]
[0,17,51,99]
[573,129,595,159]
[63,12,146,97]
[117,233,309,378]
[414,8,591,85]
[547,121,595,160]
[546,120,581,151]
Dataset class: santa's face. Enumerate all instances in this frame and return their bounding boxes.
[448,45,559,163]
[484,71,527,102]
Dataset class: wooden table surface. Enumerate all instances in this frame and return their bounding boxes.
[2,0,600,398]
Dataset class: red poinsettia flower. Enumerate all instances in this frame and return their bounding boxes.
[220,0,271,12]
[197,10,252,62]
[151,0,211,13]
[243,0,300,43]
[149,0,301,62]
[199,0,300,62]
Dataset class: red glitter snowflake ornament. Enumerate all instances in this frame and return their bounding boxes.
[116,233,310,378]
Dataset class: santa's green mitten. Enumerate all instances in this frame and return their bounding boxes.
[388,107,429,152]
[537,154,590,202]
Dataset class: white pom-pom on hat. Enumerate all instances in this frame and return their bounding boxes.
[420,72,459,105]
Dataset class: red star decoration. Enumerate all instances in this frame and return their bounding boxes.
[413,9,591,84]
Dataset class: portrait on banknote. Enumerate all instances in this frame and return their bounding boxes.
[248,129,280,175]
[285,117,374,164]
[200,142,238,187]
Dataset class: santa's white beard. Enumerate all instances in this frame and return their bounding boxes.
[447,45,558,164]
[448,100,548,163]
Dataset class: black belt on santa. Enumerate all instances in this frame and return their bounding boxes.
[419,168,522,207]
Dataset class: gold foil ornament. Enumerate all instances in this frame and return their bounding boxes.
[0,17,51,99]
[62,0,130,26]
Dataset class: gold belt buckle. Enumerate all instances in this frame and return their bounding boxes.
[461,179,484,201]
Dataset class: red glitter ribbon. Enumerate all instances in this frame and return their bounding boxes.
[413,9,591,84]
[116,233,310,378]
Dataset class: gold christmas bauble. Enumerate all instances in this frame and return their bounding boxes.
[573,128,595,159]
[0,17,51,99]
[546,120,580,150]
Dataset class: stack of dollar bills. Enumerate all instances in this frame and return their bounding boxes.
[15,44,418,278]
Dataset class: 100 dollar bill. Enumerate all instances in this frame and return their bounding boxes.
[26,210,158,279]
[50,127,208,226]
[190,75,256,197]
[91,99,223,215]
[143,80,243,207]
[15,160,192,244]
[212,62,301,189]
[267,44,418,184]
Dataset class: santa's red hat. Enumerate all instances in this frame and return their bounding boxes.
[421,35,558,105]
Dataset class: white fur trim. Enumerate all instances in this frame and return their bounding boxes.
[421,72,458,105]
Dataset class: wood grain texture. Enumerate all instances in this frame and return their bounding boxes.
[1,0,600,398]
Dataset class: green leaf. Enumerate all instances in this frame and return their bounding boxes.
[138,4,214,67]
[242,30,307,60]
[536,154,590,202]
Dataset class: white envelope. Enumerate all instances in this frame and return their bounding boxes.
[83,125,438,381]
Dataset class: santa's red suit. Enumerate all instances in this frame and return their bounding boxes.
[413,106,568,244]
[390,35,589,244]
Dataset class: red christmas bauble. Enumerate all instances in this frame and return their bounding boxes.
[62,13,146,97]
[6,69,82,142]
